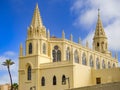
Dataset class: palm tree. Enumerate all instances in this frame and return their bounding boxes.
[2,59,14,90]
[12,83,18,90]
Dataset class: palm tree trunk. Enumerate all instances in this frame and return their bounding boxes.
[7,66,13,90]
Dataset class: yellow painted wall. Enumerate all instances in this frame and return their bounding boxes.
[92,68,120,84]
[73,64,93,88]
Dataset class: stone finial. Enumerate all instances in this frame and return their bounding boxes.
[62,30,65,39]
[115,52,118,59]
[78,37,81,44]
[86,40,89,48]
[19,43,23,56]
[70,34,73,41]
[47,29,50,39]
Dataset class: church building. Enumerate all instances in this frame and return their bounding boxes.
[18,4,120,90]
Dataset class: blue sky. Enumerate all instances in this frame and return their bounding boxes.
[0,0,120,84]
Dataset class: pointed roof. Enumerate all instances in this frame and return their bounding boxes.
[94,9,107,39]
[31,3,43,29]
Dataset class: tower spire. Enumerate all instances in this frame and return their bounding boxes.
[27,3,46,39]
[98,8,100,18]
[93,9,108,53]
[31,3,43,29]
[94,9,106,38]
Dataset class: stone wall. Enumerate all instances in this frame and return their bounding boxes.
[67,82,120,90]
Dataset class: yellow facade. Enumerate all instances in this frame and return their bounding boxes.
[0,84,10,90]
[18,4,119,90]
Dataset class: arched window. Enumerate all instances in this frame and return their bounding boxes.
[108,62,111,68]
[53,76,57,85]
[62,75,66,85]
[82,53,87,65]
[52,46,61,62]
[113,63,116,68]
[57,50,61,61]
[101,42,104,51]
[66,47,70,61]
[43,43,46,54]
[74,50,79,63]
[29,43,32,54]
[97,42,99,47]
[102,60,106,69]
[96,58,100,69]
[89,55,93,67]
[41,77,45,86]
[28,66,31,80]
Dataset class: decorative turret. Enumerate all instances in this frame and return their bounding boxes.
[47,29,50,39]
[27,3,46,39]
[86,40,89,48]
[19,43,23,56]
[70,34,73,41]
[78,37,81,44]
[93,9,108,53]
[25,4,48,56]
[115,52,118,59]
[62,30,65,39]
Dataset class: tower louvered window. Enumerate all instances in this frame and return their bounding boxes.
[29,43,32,54]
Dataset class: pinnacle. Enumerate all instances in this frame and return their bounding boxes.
[36,3,38,9]
[30,3,43,29]
[94,9,106,38]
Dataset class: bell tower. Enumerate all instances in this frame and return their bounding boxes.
[19,4,50,90]
[93,9,108,54]
[25,3,48,56]
[27,3,46,39]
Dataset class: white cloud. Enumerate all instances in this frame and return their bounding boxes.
[71,0,120,51]
[4,51,16,57]
[0,51,18,84]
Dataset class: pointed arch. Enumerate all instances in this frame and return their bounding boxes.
[52,45,61,62]
[96,58,100,69]
[102,60,106,69]
[74,50,79,63]
[53,76,57,85]
[57,50,61,61]
[29,43,32,54]
[113,63,116,68]
[27,65,32,80]
[66,47,70,61]
[62,75,66,85]
[52,50,56,62]
[82,53,87,65]
[89,55,94,67]
[41,77,45,86]
[97,42,99,47]
[108,62,111,68]
[43,43,46,54]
